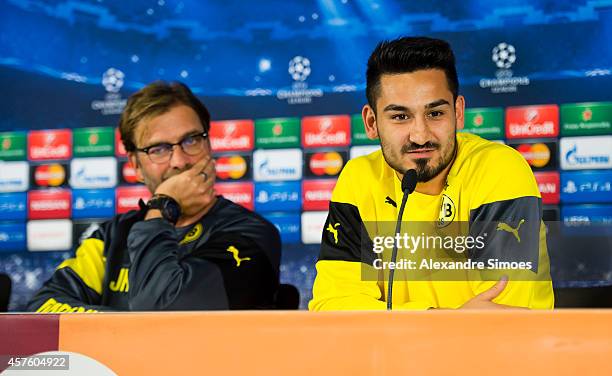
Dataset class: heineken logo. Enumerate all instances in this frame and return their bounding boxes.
[272,124,283,136]
[473,114,484,127]
[582,108,592,121]
[1,138,10,150]
[89,133,99,145]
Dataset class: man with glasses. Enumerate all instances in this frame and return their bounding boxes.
[27,82,281,312]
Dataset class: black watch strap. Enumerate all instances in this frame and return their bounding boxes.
[147,194,181,224]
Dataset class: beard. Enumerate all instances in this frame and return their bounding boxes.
[381,134,457,183]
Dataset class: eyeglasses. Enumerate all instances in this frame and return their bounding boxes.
[136,132,208,164]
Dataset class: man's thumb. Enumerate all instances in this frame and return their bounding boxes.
[476,275,509,301]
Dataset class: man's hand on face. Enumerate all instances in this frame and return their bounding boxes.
[153,156,217,218]
[459,276,528,310]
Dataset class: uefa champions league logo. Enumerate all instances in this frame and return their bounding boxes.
[92,68,128,115]
[102,68,125,93]
[288,56,311,82]
[492,43,516,69]
[479,42,529,94]
[277,55,322,104]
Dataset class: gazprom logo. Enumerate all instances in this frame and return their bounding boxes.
[253,149,302,181]
[70,158,117,188]
[560,137,612,170]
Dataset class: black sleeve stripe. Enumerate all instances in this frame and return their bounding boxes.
[318,201,376,265]
[468,197,542,272]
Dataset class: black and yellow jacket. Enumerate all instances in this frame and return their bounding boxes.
[27,196,281,312]
[310,133,554,310]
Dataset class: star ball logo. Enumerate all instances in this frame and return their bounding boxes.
[91,68,128,115]
[288,56,311,82]
[102,68,125,93]
[277,55,322,105]
[479,42,529,94]
[492,42,516,69]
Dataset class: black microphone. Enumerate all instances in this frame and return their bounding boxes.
[387,169,417,310]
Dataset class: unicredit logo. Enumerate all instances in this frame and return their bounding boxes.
[212,136,251,151]
[508,122,555,137]
[305,132,347,146]
[30,145,69,159]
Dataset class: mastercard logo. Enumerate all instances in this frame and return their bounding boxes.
[34,164,66,186]
[516,143,550,168]
[122,161,139,184]
[309,152,344,176]
[216,156,247,180]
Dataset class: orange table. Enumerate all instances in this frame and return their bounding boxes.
[2,310,612,375]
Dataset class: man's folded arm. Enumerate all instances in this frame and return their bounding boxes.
[127,218,280,311]
[309,201,433,311]
[26,237,114,312]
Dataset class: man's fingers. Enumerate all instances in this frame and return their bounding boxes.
[187,155,212,176]
[476,276,508,301]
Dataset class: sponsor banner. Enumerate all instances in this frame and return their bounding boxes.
[210,120,254,152]
[505,105,559,139]
[253,149,302,181]
[463,108,504,139]
[215,154,252,181]
[28,129,72,161]
[542,206,560,222]
[119,160,140,184]
[31,163,69,188]
[70,157,118,188]
[255,117,300,149]
[304,150,347,177]
[561,171,612,204]
[0,161,29,192]
[27,219,73,251]
[351,114,378,145]
[72,189,115,219]
[254,181,301,212]
[0,222,26,252]
[0,192,27,221]
[508,140,558,170]
[301,211,328,244]
[302,179,336,211]
[302,115,350,148]
[73,127,114,157]
[215,182,254,210]
[116,186,151,214]
[534,172,560,205]
[28,189,72,219]
[350,145,380,160]
[115,128,127,157]
[263,212,301,244]
[73,220,105,248]
[560,136,612,170]
[0,131,27,161]
[561,204,612,235]
[561,102,612,137]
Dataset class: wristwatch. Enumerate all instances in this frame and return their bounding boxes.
[147,194,181,224]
